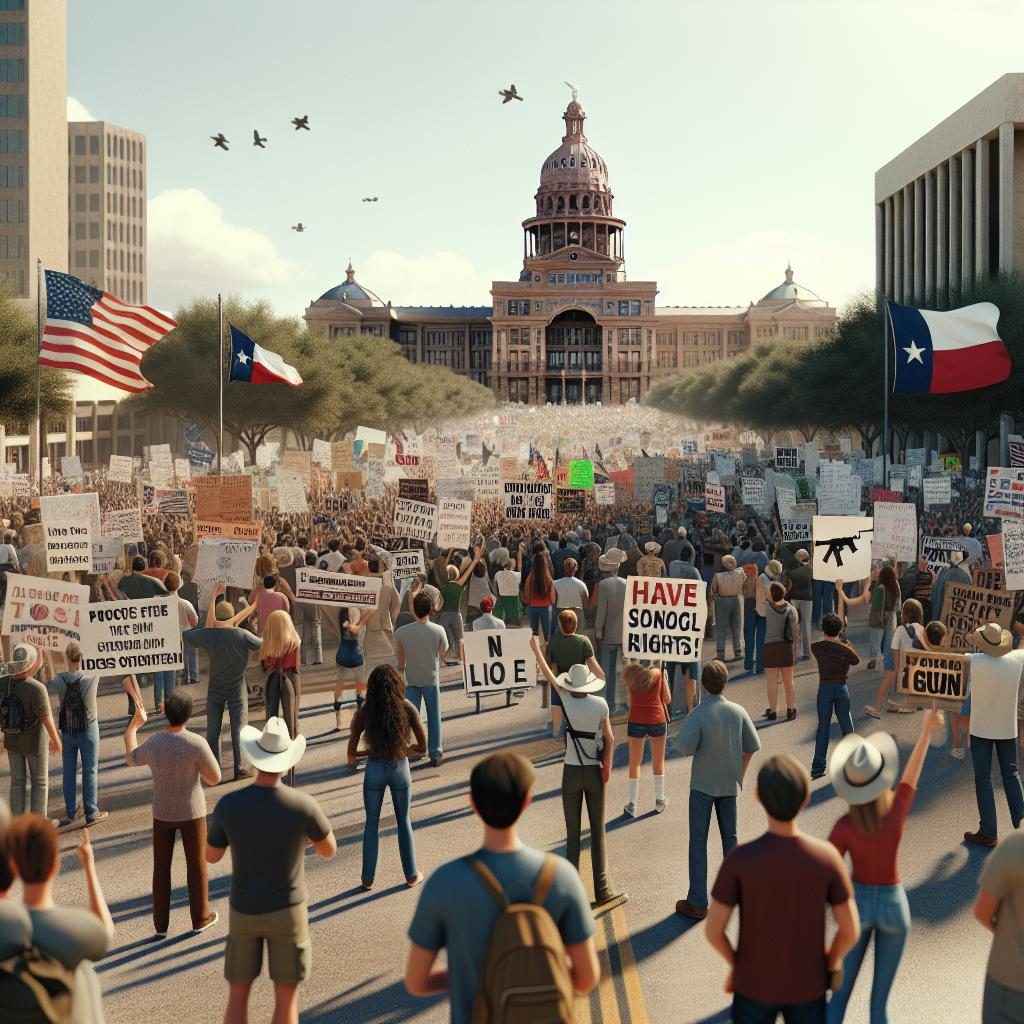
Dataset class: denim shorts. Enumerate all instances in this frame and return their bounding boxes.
[883,646,896,672]
[627,721,666,738]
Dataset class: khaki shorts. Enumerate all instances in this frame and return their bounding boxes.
[225,904,311,985]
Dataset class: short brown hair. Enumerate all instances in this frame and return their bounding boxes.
[925,620,947,647]
[557,609,578,634]
[756,754,808,822]
[8,814,58,884]
[470,752,535,829]
[901,598,923,625]
[769,582,786,603]
[701,660,728,694]
[64,641,82,663]
[164,571,181,593]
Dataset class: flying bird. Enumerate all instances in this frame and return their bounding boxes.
[253,129,267,148]
[499,84,523,104]
[362,196,378,203]
[210,133,229,150]
[291,223,305,233]
[291,115,310,131]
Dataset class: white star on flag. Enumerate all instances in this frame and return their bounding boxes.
[903,341,925,364]
[236,351,250,365]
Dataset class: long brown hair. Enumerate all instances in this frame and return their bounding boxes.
[524,550,553,603]
[362,665,409,762]
[622,662,659,694]
[848,789,894,836]
[878,565,899,608]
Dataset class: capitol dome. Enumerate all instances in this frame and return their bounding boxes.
[318,261,385,305]
[759,263,826,306]
[539,102,609,188]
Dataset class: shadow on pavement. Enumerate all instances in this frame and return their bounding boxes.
[303,975,439,1023]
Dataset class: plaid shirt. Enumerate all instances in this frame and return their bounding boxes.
[811,638,860,684]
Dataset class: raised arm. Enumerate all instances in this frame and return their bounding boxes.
[529,634,559,687]
[456,544,484,586]
[901,708,945,789]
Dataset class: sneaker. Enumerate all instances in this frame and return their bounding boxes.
[193,911,219,934]
[866,659,877,671]
[674,899,708,920]
[887,701,915,714]
[951,746,966,760]
[863,705,882,719]
[623,803,637,818]
[763,709,777,721]
[964,830,997,848]
[786,708,797,721]
[592,890,628,908]
[811,769,826,780]
[56,816,77,831]
[430,755,444,768]
[85,811,109,825]
[655,798,668,814]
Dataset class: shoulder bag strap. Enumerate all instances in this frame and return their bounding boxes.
[532,853,557,905]
[560,699,597,765]
[465,856,507,910]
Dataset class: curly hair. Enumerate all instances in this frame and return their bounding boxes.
[362,665,409,763]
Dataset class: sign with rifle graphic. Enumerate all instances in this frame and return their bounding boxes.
[811,516,874,583]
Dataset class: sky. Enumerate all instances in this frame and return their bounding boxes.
[66,0,1024,319]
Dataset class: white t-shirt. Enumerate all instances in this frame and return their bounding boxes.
[495,569,522,597]
[560,693,608,767]
[553,576,589,609]
[968,650,1024,740]
[175,594,199,631]
[891,622,925,653]
[318,550,345,573]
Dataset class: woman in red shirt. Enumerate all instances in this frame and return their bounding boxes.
[622,662,671,818]
[827,709,944,1023]
[260,609,301,740]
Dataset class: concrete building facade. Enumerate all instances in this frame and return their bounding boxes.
[306,97,836,403]
[875,73,1024,306]
[68,120,147,304]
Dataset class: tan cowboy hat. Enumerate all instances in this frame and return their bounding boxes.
[644,541,662,555]
[555,662,605,695]
[272,546,295,568]
[239,717,306,774]
[968,621,1013,658]
[830,731,899,806]
[598,548,627,572]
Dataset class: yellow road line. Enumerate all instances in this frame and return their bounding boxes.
[612,902,650,1024]
[596,914,621,1024]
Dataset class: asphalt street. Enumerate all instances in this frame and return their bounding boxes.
[12,606,1009,1024]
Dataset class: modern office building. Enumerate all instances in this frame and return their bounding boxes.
[306,96,836,403]
[68,120,147,304]
[875,73,1024,306]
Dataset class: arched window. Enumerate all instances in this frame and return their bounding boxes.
[545,196,553,212]
[570,157,575,167]
[582,195,590,210]
[560,157,566,168]
[556,196,564,213]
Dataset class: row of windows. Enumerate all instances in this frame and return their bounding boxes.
[107,192,143,218]
[470,329,491,347]
[0,94,23,118]
[423,349,464,368]
[106,164,144,189]
[469,351,491,370]
[0,164,22,187]
[73,193,100,213]
[619,328,642,345]
[72,220,100,241]
[0,128,22,152]
[544,155,599,170]
[0,59,23,82]
[506,299,530,316]
[547,272,606,284]
[424,330,465,346]
[546,351,603,371]
[72,248,99,269]
[72,134,145,163]
[0,2,25,11]
[0,23,24,44]
[73,165,98,185]
[507,350,530,372]
[0,232,24,257]
[656,351,677,369]
[783,326,809,340]
[0,197,21,221]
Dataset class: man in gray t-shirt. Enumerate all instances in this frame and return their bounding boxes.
[395,593,449,766]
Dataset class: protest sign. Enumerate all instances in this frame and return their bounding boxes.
[194,520,263,542]
[594,482,616,505]
[774,446,799,470]
[632,514,654,537]
[1003,521,1024,590]
[621,576,707,662]
[356,425,387,448]
[90,536,121,574]
[394,499,437,542]
[812,516,873,583]
[471,462,501,501]
[335,470,364,492]
[504,482,553,521]
[633,457,665,502]
[556,488,586,515]
[194,540,259,589]
[436,499,473,549]
[0,576,88,650]
[44,520,92,572]
[399,478,430,502]
[312,439,332,468]
[923,476,952,507]
[60,455,83,480]
[436,478,476,501]
[100,507,144,543]
[156,488,190,516]
[987,533,1005,569]
[872,502,917,564]
[775,484,797,518]
[741,477,765,510]
[462,628,535,696]
[804,443,819,479]
[871,487,903,505]
[973,567,1005,591]
[568,460,594,490]
[705,483,726,514]
[390,550,426,582]
[939,582,1015,651]
[277,473,309,514]
[984,467,1024,519]
[920,536,971,573]
[897,651,969,704]
[294,567,382,608]
[781,519,812,543]
[395,434,421,467]
[330,440,353,472]
[79,597,183,674]
[174,458,191,482]
[40,493,101,571]
[365,459,385,499]
[192,475,253,522]
[108,454,134,483]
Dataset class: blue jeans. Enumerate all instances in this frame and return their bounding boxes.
[438,611,463,658]
[687,789,737,908]
[528,605,554,641]
[744,612,766,673]
[599,642,622,711]
[62,721,100,820]
[406,684,442,761]
[812,579,834,629]
[971,736,1024,837]
[812,683,854,775]
[733,993,825,1023]
[828,882,910,1024]
[206,684,247,774]
[715,595,741,659]
[152,670,176,707]
[185,643,200,683]
[362,758,416,884]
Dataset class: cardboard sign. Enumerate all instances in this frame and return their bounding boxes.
[973,567,1005,591]
[193,475,253,522]
[294,567,382,608]
[741,477,765,510]
[335,470,364,492]
[101,507,144,543]
[705,483,726,514]
[621,576,707,663]
[556,488,586,515]
[60,455,83,479]
[984,467,1024,520]
[897,651,969,703]
[394,499,437,542]
[504,482,553,521]
[0,576,89,650]
[921,536,971,574]
[281,450,312,479]
[1003,521,1024,590]
[329,440,353,472]
[194,520,263,542]
[390,550,426,582]
[568,460,595,490]
[44,520,92,572]
[775,484,797,518]
[594,482,616,505]
[108,454,134,483]
[872,502,917,564]
[40,493,102,572]
[399,478,430,502]
[194,540,259,589]
[311,439,332,468]
[633,457,666,502]
[781,519,812,543]
[277,473,309,514]
[812,516,874,583]
[939,582,1016,651]
[462,628,535,695]
[436,499,473,550]
[775,446,800,470]
[79,596,183,674]
[90,536,121,574]
[923,476,952,507]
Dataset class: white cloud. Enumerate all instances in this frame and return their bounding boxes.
[361,250,500,306]
[66,96,95,122]
[147,188,296,309]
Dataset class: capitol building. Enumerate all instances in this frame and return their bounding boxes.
[306,97,837,405]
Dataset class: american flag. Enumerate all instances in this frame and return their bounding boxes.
[1010,434,1024,469]
[39,270,177,393]
[156,489,190,516]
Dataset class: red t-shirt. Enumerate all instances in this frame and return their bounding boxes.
[828,782,915,885]
[261,647,299,673]
[711,832,853,1004]
[628,672,671,725]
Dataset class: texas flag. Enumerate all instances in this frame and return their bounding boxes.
[228,324,303,386]
[888,301,1011,394]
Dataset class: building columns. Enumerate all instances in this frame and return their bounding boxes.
[893,191,903,300]
[914,177,925,303]
[949,156,962,290]
[999,121,1016,273]
[975,137,990,280]
[962,146,975,289]
[924,171,935,301]
[936,161,949,302]
[875,203,885,295]
[901,185,913,303]
[883,198,893,297]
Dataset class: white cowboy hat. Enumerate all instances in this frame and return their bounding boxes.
[598,548,627,571]
[239,717,306,774]
[968,621,1013,658]
[644,541,662,555]
[7,642,41,677]
[555,662,605,695]
[830,730,899,806]
[271,546,295,568]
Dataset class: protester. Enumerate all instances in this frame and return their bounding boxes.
[784,548,814,660]
[745,557,781,678]
[621,662,671,816]
[466,560,493,625]
[827,709,945,1023]
[261,609,302,731]
[334,606,374,729]
[863,598,925,719]
[522,542,557,641]
[810,613,859,780]
[470,594,504,631]
[636,541,666,577]
[763,582,799,722]
[166,570,200,690]
[595,549,628,714]
[974,830,1024,1022]
[395,592,449,768]
[493,544,523,624]
[675,660,760,920]
[125,691,221,936]
[930,549,970,627]
[206,717,336,1024]
[553,557,589,610]
[293,551,324,665]
[438,544,484,663]
[545,609,604,737]
[711,554,744,662]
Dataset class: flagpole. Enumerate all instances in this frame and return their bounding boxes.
[218,293,224,471]
[882,296,890,483]
[35,258,42,486]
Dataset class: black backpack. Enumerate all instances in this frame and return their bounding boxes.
[57,675,88,736]
[0,942,76,1023]
[0,675,26,735]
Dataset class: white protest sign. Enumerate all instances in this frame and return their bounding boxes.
[277,473,309,514]
[194,520,263,542]
[101,507,144,543]
[436,499,473,550]
[594,482,616,505]
[79,596,183,674]
[44,519,92,572]
[90,536,121,574]
[621,576,707,663]
[194,540,259,588]
[872,502,917,564]
[0,576,89,650]
[356,425,388,447]
[985,468,1024,520]
[394,499,437,542]
[471,463,501,501]
[776,484,797,519]
[804,442,819,479]
[923,475,952,508]
[705,483,726,514]
[504,482,553,521]
[775,447,800,470]
[1003,520,1024,591]
[390,550,426,582]
[40,493,101,571]
[781,519,812,543]
[60,455,83,479]
[633,457,666,501]
[921,535,972,574]
[741,477,765,510]
[174,458,191,482]
[107,454,134,483]
[294,567,382,608]
[312,439,332,468]
[365,458,385,499]
[812,516,874,583]
[462,628,535,695]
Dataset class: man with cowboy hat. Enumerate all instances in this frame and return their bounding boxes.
[595,548,628,714]
[964,622,1024,847]
[636,541,666,578]
[206,716,336,1024]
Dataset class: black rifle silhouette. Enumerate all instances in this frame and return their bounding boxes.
[814,529,873,567]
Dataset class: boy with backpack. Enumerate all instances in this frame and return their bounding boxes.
[52,641,108,830]
[406,751,599,1024]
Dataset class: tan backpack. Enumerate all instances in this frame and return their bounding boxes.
[467,854,576,1024]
